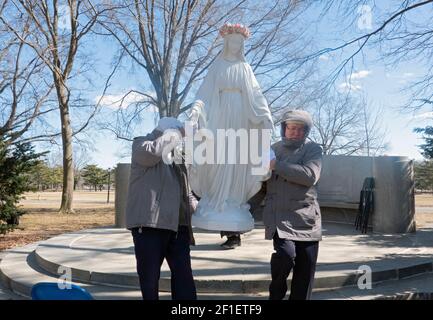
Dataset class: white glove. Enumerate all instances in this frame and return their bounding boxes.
[190,108,199,124]
[173,138,185,163]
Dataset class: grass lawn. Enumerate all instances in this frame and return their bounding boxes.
[414,193,433,207]
[1,191,433,252]
[0,191,115,251]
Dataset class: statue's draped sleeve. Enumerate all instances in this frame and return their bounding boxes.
[194,62,218,129]
[242,63,274,131]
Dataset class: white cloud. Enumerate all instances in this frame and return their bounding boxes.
[348,70,371,80]
[338,70,370,92]
[407,112,433,127]
[338,82,362,92]
[402,72,415,78]
[396,72,416,85]
[413,112,433,119]
[96,91,158,112]
[386,71,416,84]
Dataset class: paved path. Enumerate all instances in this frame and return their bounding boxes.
[2,223,433,299]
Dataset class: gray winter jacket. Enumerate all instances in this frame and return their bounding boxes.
[263,110,323,241]
[125,129,197,245]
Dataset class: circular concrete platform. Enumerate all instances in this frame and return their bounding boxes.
[30,223,433,293]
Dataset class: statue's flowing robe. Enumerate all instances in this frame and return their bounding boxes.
[189,58,274,214]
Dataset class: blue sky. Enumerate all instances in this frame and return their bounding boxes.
[54,2,430,169]
[306,1,430,161]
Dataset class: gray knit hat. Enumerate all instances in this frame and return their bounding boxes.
[280,109,313,138]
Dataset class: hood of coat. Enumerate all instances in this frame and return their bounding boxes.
[279,109,313,148]
[134,129,163,142]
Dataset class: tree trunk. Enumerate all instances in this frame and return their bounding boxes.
[58,87,74,214]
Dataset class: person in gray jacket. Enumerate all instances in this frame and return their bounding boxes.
[125,117,197,300]
[264,109,323,300]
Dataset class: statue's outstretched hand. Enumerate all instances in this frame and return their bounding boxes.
[190,109,199,130]
[188,100,205,131]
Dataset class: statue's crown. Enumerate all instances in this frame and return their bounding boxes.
[219,23,251,38]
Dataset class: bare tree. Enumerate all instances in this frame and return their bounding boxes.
[309,0,433,110]
[73,144,91,190]
[1,0,117,213]
[307,91,388,156]
[0,1,56,146]
[95,0,316,139]
[360,96,388,156]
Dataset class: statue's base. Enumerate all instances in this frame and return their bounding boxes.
[192,201,254,232]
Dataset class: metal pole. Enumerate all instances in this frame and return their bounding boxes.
[107,168,111,203]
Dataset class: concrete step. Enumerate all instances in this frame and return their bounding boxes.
[311,272,433,300]
[3,241,433,300]
[0,243,142,300]
[0,281,23,300]
[3,224,433,299]
[0,244,268,300]
[31,227,433,293]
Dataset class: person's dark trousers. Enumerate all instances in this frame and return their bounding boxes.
[269,232,319,300]
[131,226,197,300]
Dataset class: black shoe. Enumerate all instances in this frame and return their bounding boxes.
[220,235,241,250]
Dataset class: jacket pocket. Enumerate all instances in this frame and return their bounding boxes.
[149,167,166,213]
[288,200,317,229]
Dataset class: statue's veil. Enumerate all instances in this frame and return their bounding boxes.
[218,34,247,62]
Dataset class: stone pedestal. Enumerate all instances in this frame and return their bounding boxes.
[317,155,415,234]
[192,199,254,232]
[372,156,416,233]
[114,156,416,234]
[115,163,130,228]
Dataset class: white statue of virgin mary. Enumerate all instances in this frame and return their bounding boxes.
[189,23,274,232]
